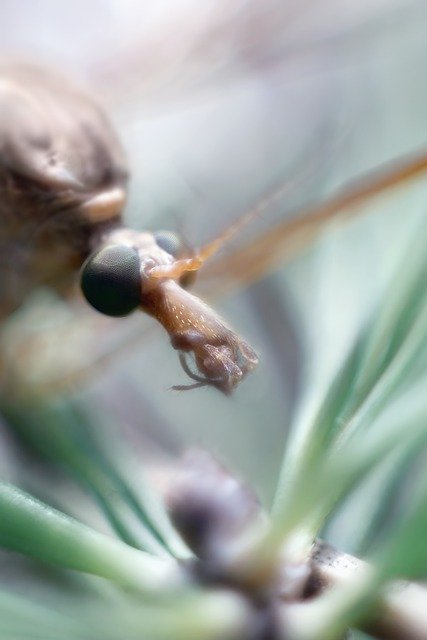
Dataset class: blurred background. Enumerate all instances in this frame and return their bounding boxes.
[1,0,427,540]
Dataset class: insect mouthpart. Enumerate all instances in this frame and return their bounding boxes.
[144,280,259,395]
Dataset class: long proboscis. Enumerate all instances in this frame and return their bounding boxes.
[199,150,427,297]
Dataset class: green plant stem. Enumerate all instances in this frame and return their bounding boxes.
[0,481,185,594]
[1,398,190,559]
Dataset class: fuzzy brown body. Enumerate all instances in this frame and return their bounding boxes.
[0,62,127,319]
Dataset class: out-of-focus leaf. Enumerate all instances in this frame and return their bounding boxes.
[0,588,249,640]
[263,173,427,566]
[0,481,182,593]
[0,397,189,559]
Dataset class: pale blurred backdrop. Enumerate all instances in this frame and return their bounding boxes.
[1,0,426,514]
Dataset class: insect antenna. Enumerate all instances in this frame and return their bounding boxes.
[148,157,316,281]
[200,149,427,296]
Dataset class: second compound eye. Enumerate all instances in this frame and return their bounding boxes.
[80,245,142,317]
[153,230,185,258]
[154,230,196,289]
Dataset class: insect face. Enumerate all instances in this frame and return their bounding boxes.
[80,230,258,393]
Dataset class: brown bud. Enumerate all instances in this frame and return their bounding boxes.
[167,448,263,565]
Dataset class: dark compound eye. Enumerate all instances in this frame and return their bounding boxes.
[153,230,185,258]
[80,245,142,317]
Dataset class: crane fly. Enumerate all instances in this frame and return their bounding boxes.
[1,62,427,396]
[0,61,259,395]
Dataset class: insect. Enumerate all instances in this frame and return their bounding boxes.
[0,61,258,395]
[2,62,427,398]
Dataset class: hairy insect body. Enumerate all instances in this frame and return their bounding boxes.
[0,177,94,318]
[0,62,127,318]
